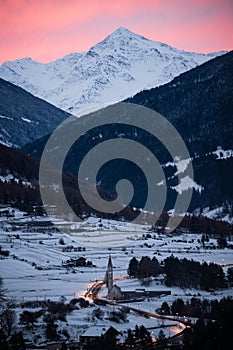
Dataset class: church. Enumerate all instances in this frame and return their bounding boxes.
[104,256,171,301]
[105,255,122,300]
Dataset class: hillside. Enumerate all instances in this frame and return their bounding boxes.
[0,144,136,221]
[0,78,70,147]
[127,50,233,155]
[126,50,233,213]
[23,51,233,217]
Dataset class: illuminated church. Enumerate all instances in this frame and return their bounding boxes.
[105,255,122,300]
[105,256,171,301]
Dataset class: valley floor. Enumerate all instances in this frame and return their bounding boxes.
[1,207,233,347]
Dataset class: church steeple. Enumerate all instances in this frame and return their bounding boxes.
[108,255,113,269]
[106,255,113,294]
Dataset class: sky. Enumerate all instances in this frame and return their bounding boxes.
[0,0,232,65]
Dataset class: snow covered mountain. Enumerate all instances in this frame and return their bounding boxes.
[0,27,225,116]
[24,51,233,218]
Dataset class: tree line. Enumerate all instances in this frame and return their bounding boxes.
[158,297,233,350]
[128,255,229,291]
[151,210,233,236]
[159,296,233,320]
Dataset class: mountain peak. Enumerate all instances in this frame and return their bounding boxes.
[91,26,149,53]
[0,27,224,116]
[111,26,136,35]
[106,26,148,41]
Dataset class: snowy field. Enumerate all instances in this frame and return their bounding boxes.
[0,207,233,344]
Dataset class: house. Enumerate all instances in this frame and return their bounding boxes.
[63,257,87,268]
[76,257,87,266]
[108,286,171,301]
[79,326,119,348]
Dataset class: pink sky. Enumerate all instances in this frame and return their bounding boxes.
[0,0,232,64]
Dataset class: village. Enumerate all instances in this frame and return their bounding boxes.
[1,207,233,349]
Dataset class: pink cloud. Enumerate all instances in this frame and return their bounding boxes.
[0,0,232,64]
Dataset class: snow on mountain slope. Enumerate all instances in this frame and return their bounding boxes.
[0,27,225,116]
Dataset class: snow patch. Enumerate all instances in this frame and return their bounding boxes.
[201,206,233,224]
[0,139,13,147]
[213,147,233,160]
[171,175,204,194]
[21,117,32,123]
[0,114,13,120]
[0,173,32,187]
[163,157,192,179]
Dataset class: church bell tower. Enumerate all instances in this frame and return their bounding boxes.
[106,255,113,293]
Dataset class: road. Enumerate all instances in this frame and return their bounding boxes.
[84,276,192,347]
[84,279,105,299]
[84,275,126,299]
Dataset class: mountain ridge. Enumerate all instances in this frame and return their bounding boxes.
[0,27,226,116]
[23,51,233,218]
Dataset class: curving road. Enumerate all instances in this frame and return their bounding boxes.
[84,276,192,346]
